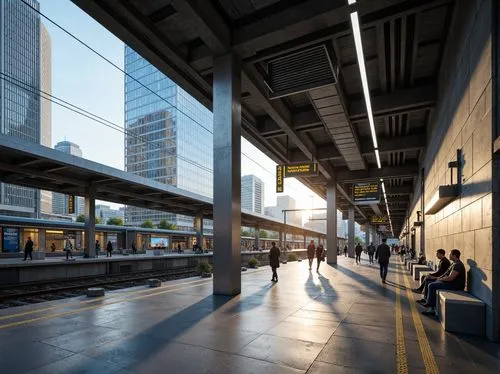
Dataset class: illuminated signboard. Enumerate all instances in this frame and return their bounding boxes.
[276,165,284,193]
[353,182,380,204]
[276,163,318,193]
[68,195,76,214]
[284,163,319,177]
[370,215,388,224]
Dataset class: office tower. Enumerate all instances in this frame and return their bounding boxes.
[264,195,301,225]
[96,204,125,223]
[124,46,213,232]
[52,141,84,216]
[0,0,41,217]
[241,175,264,214]
[40,22,52,214]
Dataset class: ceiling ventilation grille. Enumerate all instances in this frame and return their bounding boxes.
[267,45,336,99]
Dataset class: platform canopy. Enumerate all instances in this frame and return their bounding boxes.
[0,135,321,237]
[71,0,455,235]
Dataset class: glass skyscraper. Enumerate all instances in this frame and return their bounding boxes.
[124,46,213,231]
[0,0,41,217]
[241,175,264,214]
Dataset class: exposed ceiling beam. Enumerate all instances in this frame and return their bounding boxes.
[289,134,426,162]
[348,85,436,120]
[336,164,419,182]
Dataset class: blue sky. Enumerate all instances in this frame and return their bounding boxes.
[37,0,326,215]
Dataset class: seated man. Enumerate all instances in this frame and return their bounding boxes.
[419,249,466,315]
[412,249,450,294]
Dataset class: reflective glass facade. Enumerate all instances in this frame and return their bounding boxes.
[124,47,213,231]
[0,0,41,216]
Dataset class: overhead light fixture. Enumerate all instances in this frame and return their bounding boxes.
[349,9,380,168]
[348,0,357,4]
[375,149,381,168]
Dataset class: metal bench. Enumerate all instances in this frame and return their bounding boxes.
[437,290,485,336]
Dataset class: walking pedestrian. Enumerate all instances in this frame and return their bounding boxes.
[307,240,316,270]
[316,243,325,272]
[132,242,137,255]
[355,242,363,264]
[50,242,56,252]
[269,241,280,282]
[95,240,100,257]
[106,240,113,257]
[65,239,73,260]
[367,242,376,264]
[23,236,34,261]
[343,245,348,257]
[375,238,391,283]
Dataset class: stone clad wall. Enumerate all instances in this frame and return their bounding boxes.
[406,0,495,338]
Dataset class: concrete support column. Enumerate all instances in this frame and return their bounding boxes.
[348,206,355,258]
[84,191,96,257]
[365,227,369,248]
[279,231,283,248]
[303,234,307,249]
[194,215,204,249]
[254,225,260,250]
[326,180,337,264]
[213,53,241,296]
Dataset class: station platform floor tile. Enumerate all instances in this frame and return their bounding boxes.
[0,254,499,373]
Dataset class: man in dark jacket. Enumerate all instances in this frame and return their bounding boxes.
[269,242,280,282]
[23,236,34,261]
[307,240,316,270]
[412,249,450,294]
[367,242,376,264]
[355,243,363,264]
[375,238,391,283]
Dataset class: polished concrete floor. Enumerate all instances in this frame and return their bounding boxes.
[0,254,498,373]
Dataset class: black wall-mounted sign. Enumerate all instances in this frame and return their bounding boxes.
[353,182,380,204]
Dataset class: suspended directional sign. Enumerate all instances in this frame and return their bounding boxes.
[68,195,76,214]
[276,163,319,193]
[283,163,319,177]
[353,182,380,204]
[370,215,388,224]
[276,165,284,193]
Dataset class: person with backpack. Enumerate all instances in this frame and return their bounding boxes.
[307,240,316,270]
[367,242,376,264]
[65,239,73,260]
[316,243,325,272]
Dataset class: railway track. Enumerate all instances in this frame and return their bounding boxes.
[0,267,199,309]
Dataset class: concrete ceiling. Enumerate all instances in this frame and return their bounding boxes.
[71,0,456,235]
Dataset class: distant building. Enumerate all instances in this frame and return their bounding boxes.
[40,22,52,215]
[0,0,44,217]
[264,195,301,226]
[304,212,326,233]
[96,205,125,223]
[241,175,264,214]
[124,46,213,233]
[52,141,84,217]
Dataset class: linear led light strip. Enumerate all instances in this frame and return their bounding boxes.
[348,0,381,168]
[380,179,394,236]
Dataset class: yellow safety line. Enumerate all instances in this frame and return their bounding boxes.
[395,264,409,374]
[401,264,440,374]
[0,267,268,329]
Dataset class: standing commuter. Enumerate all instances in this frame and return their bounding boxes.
[355,242,363,264]
[343,245,348,257]
[375,238,391,283]
[367,242,376,264]
[132,242,137,255]
[106,240,113,257]
[316,243,325,272]
[307,240,316,270]
[23,236,34,261]
[50,242,56,252]
[269,241,280,282]
[65,239,73,260]
[95,240,100,258]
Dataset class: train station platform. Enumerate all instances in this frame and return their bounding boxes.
[0,254,498,374]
